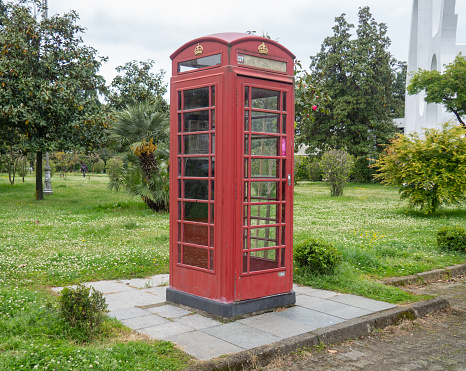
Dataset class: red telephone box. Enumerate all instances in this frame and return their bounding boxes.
[167,33,295,317]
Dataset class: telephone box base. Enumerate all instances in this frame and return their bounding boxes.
[166,288,296,318]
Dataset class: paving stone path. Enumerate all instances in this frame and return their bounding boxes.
[259,275,466,370]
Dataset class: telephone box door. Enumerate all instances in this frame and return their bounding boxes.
[237,77,294,301]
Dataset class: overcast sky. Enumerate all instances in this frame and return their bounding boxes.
[47,0,466,92]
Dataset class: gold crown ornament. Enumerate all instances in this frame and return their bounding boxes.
[258,42,268,55]
[194,43,203,56]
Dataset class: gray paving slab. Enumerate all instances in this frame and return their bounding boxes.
[202,322,282,350]
[296,295,373,319]
[329,294,397,312]
[84,280,131,294]
[166,330,244,360]
[121,314,171,330]
[140,321,195,340]
[147,274,170,287]
[238,312,315,338]
[142,285,168,298]
[108,307,150,321]
[104,290,164,311]
[293,284,340,298]
[173,313,220,330]
[120,278,155,289]
[273,306,345,330]
[146,304,192,318]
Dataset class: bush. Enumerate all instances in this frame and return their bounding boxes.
[437,226,466,252]
[320,149,355,196]
[307,158,322,181]
[294,238,342,273]
[351,156,375,183]
[58,284,108,336]
[105,157,123,182]
[93,159,105,173]
[294,156,310,181]
[373,123,466,213]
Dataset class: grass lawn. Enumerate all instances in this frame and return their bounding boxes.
[1,173,465,369]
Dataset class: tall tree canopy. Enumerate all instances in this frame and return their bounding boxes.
[407,54,466,127]
[296,7,400,165]
[0,0,109,199]
[106,59,168,112]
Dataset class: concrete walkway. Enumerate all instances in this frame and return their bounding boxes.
[53,274,396,361]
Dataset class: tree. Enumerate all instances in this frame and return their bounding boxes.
[407,54,466,127]
[373,123,466,214]
[320,149,355,196]
[106,59,168,112]
[107,103,169,211]
[0,1,109,199]
[297,7,399,168]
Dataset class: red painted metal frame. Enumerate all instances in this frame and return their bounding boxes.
[169,33,295,306]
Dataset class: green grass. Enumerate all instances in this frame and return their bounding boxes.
[0,173,191,370]
[293,181,466,303]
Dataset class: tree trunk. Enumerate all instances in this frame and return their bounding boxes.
[36,151,43,200]
[452,109,465,127]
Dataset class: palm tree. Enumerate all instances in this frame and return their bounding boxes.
[107,103,169,211]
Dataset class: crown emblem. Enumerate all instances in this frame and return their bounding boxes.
[258,42,268,55]
[194,43,203,56]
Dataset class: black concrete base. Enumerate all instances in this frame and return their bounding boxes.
[166,288,296,318]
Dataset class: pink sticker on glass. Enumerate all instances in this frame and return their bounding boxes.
[281,138,286,156]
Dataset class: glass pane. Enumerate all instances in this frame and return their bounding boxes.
[250,204,278,226]
[178,179,181,198]
[250,227,278,248]
[183,245,209,269]
[184,134,209,154]
[281,225,285,245]
[282,92,287,112]
[244,86,249,107]
[251,112,279,133]
[243,252,248,272]
[178,136,181,155]
[178,158,182,176]
[244,134,249,155]
[178,91,182,111]
[281,138,286,157]
[244,111,249,131]
[177,223,181,241]
[251,88,280,110]
[184,87,209,109]
[210,180,215,200]
[281,248,285,267]
[244,159,248,178]
[243,205,248,226]
[282,159,286,179]
[184,179,208,200]
[282,114,287,134]
[211,134,215,154]
[251,159,279,178]
[184,223,208,246]
[178,201,181,220]
[251,136,278,156]
[243,229,248,249]
[209,250,214,270]
[209,227,214,247]
[178,54,221,73]
[211,110,215,130]
[211,86,215,107]
[211,158,215,177]
[249,249,279,272]
[185,157,209,177]
[184,111,209,132]
[281,204,286,223]
[250,181,278,202]
[210,202,215,221]
[244,182,248,201]
[184,201,208,222]
[177,244,181,263]
[178,113,181,133]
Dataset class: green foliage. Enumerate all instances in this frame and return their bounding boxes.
[407,54,466,126]
[93,159,105,173]
[351,156,376,183]
[107,59,168,112]
[437,226,466,252]
[106,156,124,182]
[58,284,108,338]
[294,238,342,273]
[294,156,310,181]
[373,123,466,213]
[308,158,323,181]
[320,149,355,196]
[297,7,399,160]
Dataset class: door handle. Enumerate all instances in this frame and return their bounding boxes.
[287,174,291,186]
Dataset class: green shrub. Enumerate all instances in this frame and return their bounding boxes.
[93,158,105,173]
[294,238,342,273]
[351,156,375,183]
[320,149,355,196]
[105,156,123,181]
[307,158,322,181]
[58,284,108,336]
[437,226,466,252]
[294,156,310,181]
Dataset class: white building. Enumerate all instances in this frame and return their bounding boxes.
[402,0,466,133]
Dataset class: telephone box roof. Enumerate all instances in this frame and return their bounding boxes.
[170,32,295,60]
